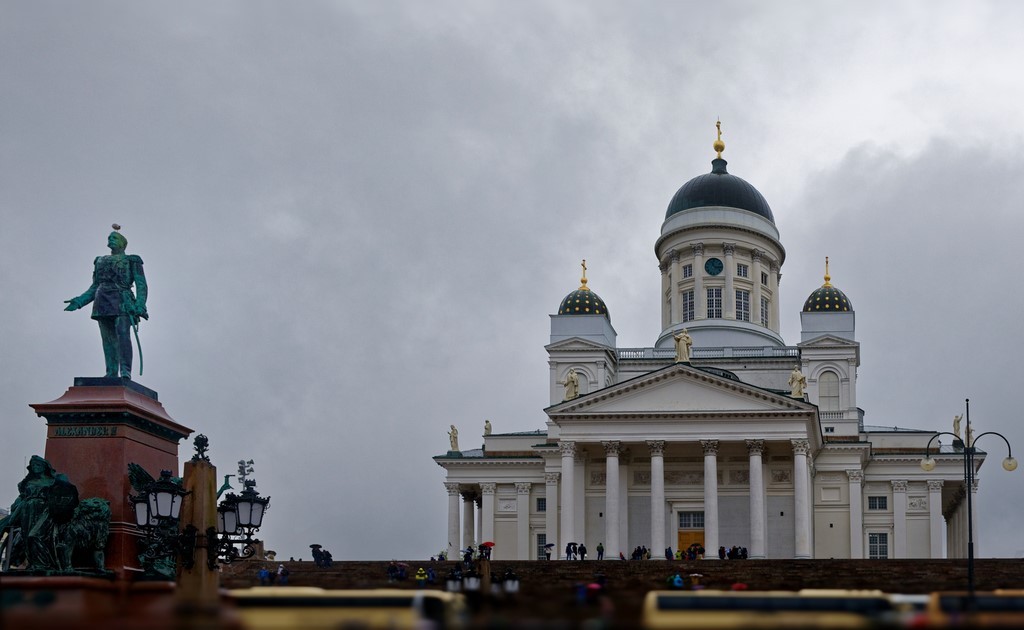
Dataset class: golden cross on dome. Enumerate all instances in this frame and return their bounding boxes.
[713,119,725,159]
[823,256,832,288]
[579,259,589,290]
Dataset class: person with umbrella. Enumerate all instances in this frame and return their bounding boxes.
[544,542,554,560]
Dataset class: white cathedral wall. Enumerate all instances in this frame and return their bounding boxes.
[718,494,750,551]
[814,508,852,558]
[495,518,517,560]
[628,495,651,552]
[908,516,931,558]
[766,494,796,558]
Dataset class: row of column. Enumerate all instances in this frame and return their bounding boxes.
[848,473,946,559]
[446,464,954,561]
[559,437,812,560]
[445,481,535,560]
[945,480,977,559]
[661,243,779,329]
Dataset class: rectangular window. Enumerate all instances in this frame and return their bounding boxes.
[736,263,749,278]
[868,533,889,559]
[681,290,694,322]
[682,264,693,279]
[678,511,705,529]
[537,534,547,560]
[824,426,835,433]
[536,498,546,513]
[707,287,722,318]
[761,271,769,286]
[736,290,750,322]
[760,296,770,327]
[868,496,888,510]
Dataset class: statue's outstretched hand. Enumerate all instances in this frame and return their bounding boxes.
[64,299,81,311]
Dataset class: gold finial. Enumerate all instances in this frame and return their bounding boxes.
[579,259,590,291]
[823,256,832,288]
[713,119,725,158]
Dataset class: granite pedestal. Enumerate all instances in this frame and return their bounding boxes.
[30,377,193,578]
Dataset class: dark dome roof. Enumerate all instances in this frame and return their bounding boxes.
[558,288,609,319]
[803,285,853,313]
[666,158,774,222]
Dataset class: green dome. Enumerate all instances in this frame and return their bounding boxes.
[558,288,609,318]
[803,285,853,312]
[666,158,774,223]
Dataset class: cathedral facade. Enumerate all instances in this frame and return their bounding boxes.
[435,130,980,561]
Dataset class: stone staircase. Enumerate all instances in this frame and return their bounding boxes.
[220,558,1024,626]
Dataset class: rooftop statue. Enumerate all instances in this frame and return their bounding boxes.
[64,225,148,379]
[449,425,459,452]
[673,329,693,363]
[788,366,807,399]
[564,368,580,401]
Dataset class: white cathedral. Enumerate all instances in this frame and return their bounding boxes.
[435,127,984,562]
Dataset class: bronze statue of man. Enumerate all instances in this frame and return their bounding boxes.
[64,226,148,379]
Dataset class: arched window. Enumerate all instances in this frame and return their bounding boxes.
[819,371,840,411]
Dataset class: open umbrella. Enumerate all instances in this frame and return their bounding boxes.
[481,541,496,547]
[544,543,555,548]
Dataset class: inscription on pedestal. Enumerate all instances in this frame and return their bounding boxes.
[52,425,119,437]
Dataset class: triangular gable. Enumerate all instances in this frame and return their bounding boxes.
[545,337,615,352]
[548,363,811,416]
[798,334,859,348]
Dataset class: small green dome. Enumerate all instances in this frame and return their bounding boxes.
[558,288,609,318]
[803,260,852,312]
[802,285,853,312]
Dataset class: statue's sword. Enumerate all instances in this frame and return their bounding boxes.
[132,317,144,376]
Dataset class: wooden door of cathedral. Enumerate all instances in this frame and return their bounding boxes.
[677,530,704,553]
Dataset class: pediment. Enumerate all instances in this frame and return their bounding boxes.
[548,364,812,417]
[799,334,858,348]
[545,337,614,352]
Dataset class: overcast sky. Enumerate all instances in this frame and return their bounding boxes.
[3,1,1023,560]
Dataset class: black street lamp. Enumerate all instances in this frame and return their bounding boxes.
[130,470,200,571]
[920,398,1016,600]
[206,480,271,569]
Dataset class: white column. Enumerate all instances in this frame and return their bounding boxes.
[670,250,681,324]
[462,491,475,550]
[723,243,736,319]
[544,473,559,559]
[660,261,670,329]
[649,441,666,558]
[693,244,705,320]
[559,441,576,559]
[575,452,587,545]
[701,439,720,557]
[892,480,908,558]
[770,262,781,333]
[480,483,496,544]
[746,439,766,559]
[792,439,811,558]
[603,441,621,559]
[619,452,629,552]
[847,470,864,559]
[516,482,531,560]
[752,250,764,327]
[928,480,944,558]
[445,482,461,560]
[475,497,483,547]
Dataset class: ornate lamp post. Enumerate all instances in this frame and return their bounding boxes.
[920,399,1016,600]
[206,480,270,569]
